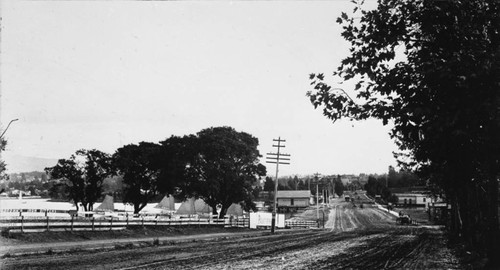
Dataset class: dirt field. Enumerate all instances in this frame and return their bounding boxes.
[0,198,462,270]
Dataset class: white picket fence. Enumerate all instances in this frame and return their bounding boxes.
[0,214,250,233]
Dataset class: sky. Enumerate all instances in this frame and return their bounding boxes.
[0,0,397,176]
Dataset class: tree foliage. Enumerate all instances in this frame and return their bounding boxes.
[364,176,396,203]
[157,134,198,196]
[297,179,308,190]
[263,176,275,192]
[0,136,8,184]
[45,149,114,211]
[113,142,162,214]
[45,126,266,218]
[333,178,345,197]
[307,0,500,263]
[386,165,422,188]
[171,127,266,218]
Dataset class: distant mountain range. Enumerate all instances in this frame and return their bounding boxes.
[2,154,58,173]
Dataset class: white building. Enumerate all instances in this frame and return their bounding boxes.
[394,193,431,206]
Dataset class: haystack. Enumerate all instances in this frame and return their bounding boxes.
[226,203,244,216]
[194,199,213,214]
[96,195,115,211]
[155,195,175,211]
[175,198,196,215]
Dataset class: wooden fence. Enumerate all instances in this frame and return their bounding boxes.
[0,215,250,234]
[285,219,319,229]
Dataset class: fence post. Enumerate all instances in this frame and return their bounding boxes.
[92,217,95,231]
[110,217,113,231]
[46,216,50,232]
[141,216,144,227]
[126,213,129,227]
[21,215,24,233]
[71,215,74,231]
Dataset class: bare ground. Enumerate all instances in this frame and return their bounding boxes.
[0,200,463,270]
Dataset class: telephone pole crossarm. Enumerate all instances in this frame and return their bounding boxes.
[265,137,290,234]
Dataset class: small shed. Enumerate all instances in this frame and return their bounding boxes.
[276,190,311,212]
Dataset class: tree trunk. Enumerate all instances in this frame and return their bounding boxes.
[209,203,218,216]
[485,176,500,267]
[218,204,229,219]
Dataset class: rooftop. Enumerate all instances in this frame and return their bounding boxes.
[277,190,311,198]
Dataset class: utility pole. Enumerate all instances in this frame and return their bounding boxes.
[313,173,321,221]
[266,137,290,234]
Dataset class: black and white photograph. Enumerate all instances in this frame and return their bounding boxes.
[0,0,499,269]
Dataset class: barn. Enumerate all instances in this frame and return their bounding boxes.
[276,190,311,212]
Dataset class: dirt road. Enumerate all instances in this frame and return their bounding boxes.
[1,199,461,269]
[326,198,394,232]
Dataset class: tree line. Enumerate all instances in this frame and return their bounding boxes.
[365,166,423,204]
[45,126,266,218]
[262,175,346,198]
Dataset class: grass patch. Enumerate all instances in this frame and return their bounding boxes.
[114,242,135,250]
[2,226,246,243]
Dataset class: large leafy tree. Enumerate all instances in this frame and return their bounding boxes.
[157,134,199,196]
[307,0,500,264]
[45,149,114,211]
[171,127,266,218]
[113,142,162,214]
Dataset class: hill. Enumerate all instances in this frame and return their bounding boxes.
[3,154,58,173]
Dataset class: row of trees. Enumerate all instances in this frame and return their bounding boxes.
[262,176,345,197]
[263,176,309,191]
[364,167,422,204]
[364,176,396,204]
[387,166,422,188]
[45,126,266,218]
[307,0,500,264]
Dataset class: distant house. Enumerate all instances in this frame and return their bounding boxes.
[276,190,311,212]
[394,193,430,206]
